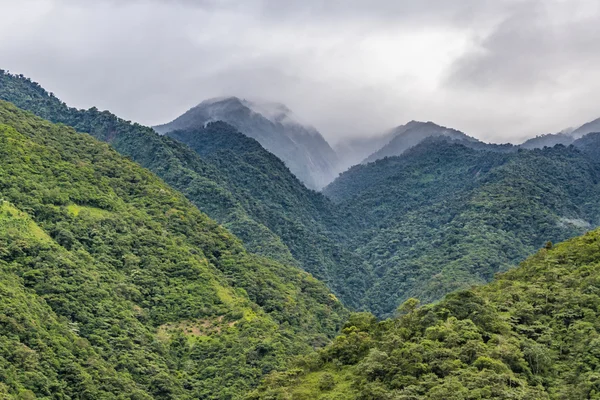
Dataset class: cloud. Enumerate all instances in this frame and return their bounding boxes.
[1,0,599,144]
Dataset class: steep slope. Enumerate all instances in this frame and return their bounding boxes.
[325,139,600,316]
[571,117,600,138]
[254,227,600,399]
[165,124,373,307]
[362,121,479,164]
[154,97,338,189]
[574,132,600,160]
[0,101,347,399]
[0,70,371,309]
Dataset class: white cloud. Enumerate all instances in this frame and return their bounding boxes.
[1,0,599,143]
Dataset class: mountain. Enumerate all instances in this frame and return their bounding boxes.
[574,132,600,160]
[324,138,600,316]
[362,121,479,164]
[0,70,371,310]
[520,132,576,149]
[521,117,600,149]
[0,101,348,398]
[572,117,600,138]
[154,97,338,190]
[164,124,373,307]
[254,225,600,399]
[4,69,600,321]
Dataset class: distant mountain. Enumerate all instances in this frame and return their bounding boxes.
[574,131,600,160]
[362,121,479,164]
[0,101,348,398]
[572,116,600,138]
[520,132,576,149]
[325,138,600,316]
[154,97,338,189]
[521,116,600,149]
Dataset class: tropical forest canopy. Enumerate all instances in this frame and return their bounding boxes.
[2,70,600,399]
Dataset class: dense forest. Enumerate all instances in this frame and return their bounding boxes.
[0,101,347,398]
[0,71,371,309]
[325,138,600,316]
[3,69,600,399]
[255,226,600,399]
[3,71,600,319]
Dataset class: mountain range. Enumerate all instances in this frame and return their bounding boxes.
[3,69,600,399]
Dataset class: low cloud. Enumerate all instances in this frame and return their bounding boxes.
[1,0,599,144]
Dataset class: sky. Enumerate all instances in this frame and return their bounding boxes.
[1,0,599,144]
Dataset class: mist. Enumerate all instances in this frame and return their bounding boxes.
[1,0,599,144]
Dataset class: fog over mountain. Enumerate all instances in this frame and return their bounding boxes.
[154,97,338,189]
[2,0,600,145]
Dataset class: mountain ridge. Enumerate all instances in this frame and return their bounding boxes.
[361,120,480,164]
[154,96,338,189]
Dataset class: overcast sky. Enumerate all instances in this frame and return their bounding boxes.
[1,0,599,144]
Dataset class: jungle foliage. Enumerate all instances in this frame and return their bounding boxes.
[0,101,347,399]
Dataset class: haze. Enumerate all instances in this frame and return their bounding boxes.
[1,0,599,144]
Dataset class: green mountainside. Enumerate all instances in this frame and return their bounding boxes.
[0,70,371,309]
[0,101,347,399]
[3,69,600,399]
[166,126,372,305]
[325,139,600,316]
[3,71,600,319]
[255,227,600,399]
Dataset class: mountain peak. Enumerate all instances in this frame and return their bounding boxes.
[154,96,338,189]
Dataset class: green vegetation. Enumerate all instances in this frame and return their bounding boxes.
[0,101,347,399]
[3,69,600,399]
[0,70,371,309]
[324,139,600,316]
[166,126,371,306]
[255,227,600,399]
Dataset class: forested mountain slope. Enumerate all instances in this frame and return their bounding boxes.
[165,125,373,305]
[520,116,600,150]
[520,132,575,149]
[325,139,600,316]
[254,226,600,399]
[0,70,371,309]
[0,101,347,399]
[574,132,600,160]
[154,97,338,190]
[362,121,479,164]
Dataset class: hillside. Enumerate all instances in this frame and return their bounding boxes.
[254,226,600,399]
[325,139,600,316]
[572,117,600,138]
[574,132,600,161]
[0,101,348,399]
[520,132,575,149]
[520,116,600,149]
[362,121,479,164]
[154,97,338,190]
[165,125,373,306]
[0,70,371,309]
